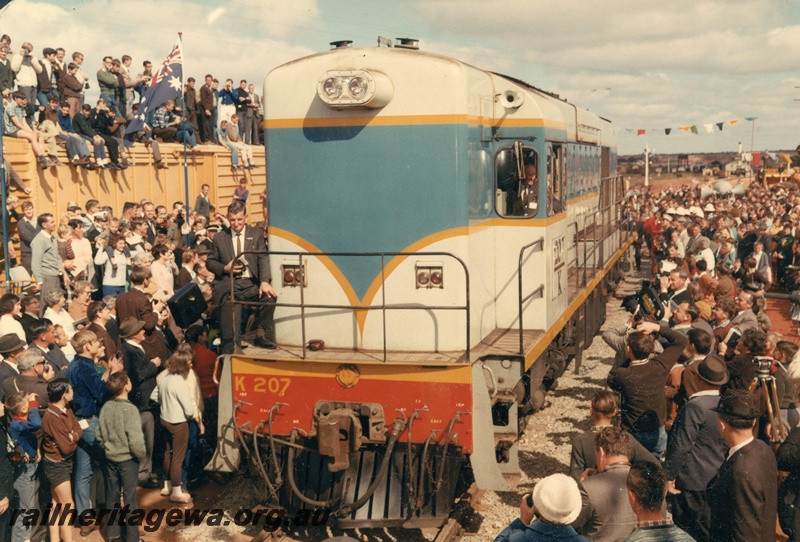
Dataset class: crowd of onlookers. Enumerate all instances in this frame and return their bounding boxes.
[0,33,264,176]
[495,180,800,541]
[0,175,272,541]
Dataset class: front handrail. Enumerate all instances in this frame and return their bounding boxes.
[228,250,471,362]
[517,236,544,354]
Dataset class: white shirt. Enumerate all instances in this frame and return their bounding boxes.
[232,231,251,278]
[727,436,754,460]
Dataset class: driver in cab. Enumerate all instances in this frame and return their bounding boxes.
[513,162,538,216]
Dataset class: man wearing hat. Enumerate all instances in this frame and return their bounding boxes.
[120,316,161,489]
[707,388,777,542]
[0,333,27,386]
[494,473,588,542]
[664,354,729,542]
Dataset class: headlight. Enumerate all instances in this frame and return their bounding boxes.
[322,77,343,99]
[348,77,368,99]
[317,70,393,109]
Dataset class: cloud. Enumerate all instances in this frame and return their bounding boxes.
[1,0,319,96]
[408,0,799,153]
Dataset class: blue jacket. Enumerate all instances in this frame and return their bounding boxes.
[218,88,236,106]
[494,519,589,542]
[66,355,109,418]
[9,405,42,459]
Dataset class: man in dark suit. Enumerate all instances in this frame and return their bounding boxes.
[607,321,688,459]
[119,317,161,488]
[86,300,117,363]
[207,201,277,353]
[16,201,39,275]
[114,267,166,361]
[664,354,729,541]
[0,334,26,387]
[194,183,211,219]
[27,318,69,378]
[707,388,777,542]
[18,295,40,344]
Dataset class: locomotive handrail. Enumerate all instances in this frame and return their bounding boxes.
[228,249,471,362]
[517,236,545,354]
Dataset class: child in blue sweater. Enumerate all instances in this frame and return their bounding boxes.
[6,391,42,542]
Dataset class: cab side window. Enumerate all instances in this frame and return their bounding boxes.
[547,143,566,216]
[495,144,539,218]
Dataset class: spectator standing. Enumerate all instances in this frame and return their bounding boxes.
[194,183,211,220]
[66,329,122,537]
[607,322,688,458]
[664,354,729,541]
[707,388,777,542]
[569,390,657,481]
[86,300,117,365]
[97,371,146,542]
[10,42,42,118]
[0,45,14,98]
[58,62,83,117]
[0,334,26,388]
[151,347,194,503]
[0,400,12,540]
[17,201,39,275]
[94,234,130,296]
[96,55,120,115]
[30,213,65,299]
[184,77,198,131]
[119,317,161,489]
[6,390,42,542]
[41,378,81,542]
[572,427,638,542]
[199,74,215,144]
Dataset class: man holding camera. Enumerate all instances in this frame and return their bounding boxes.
[10,42,41,118]
[607,321,688,459]
[97,55,120,116]
[207,201,277,353]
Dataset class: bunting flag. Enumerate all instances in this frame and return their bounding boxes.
[126,39,183,134]
[621,116,755,136]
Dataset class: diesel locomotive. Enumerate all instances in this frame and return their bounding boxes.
[208,37,634,530]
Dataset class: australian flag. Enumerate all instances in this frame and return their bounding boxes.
[125,39,183,134]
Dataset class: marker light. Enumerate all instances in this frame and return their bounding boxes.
[415,262,444,289]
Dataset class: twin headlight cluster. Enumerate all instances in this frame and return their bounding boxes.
[317,70,393,109]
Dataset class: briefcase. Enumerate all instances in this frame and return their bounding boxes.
[168,282,208,328]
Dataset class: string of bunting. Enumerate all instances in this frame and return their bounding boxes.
[624,117,757,136]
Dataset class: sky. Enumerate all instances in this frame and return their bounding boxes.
[3,0,800,156]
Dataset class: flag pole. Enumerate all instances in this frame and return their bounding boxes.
[0,98,9,292]
[179,32,189,213]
